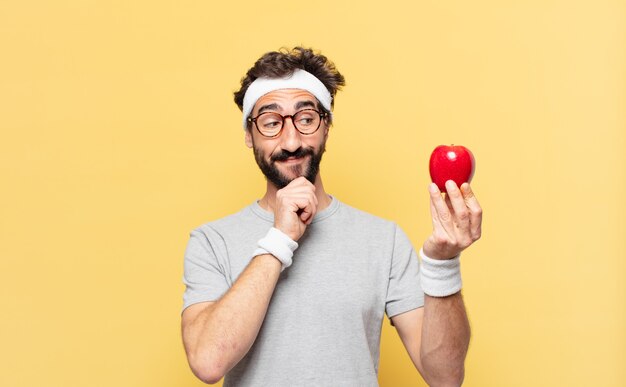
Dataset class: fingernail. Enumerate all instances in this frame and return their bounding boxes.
[428,183,438,194]
[446,180,457,191]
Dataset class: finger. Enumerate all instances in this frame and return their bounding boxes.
[283,186,316,198]
[293,195,317,224]
[299,208,312,224]
[292,189,318,208]
[283,195,317,213]
[286,176,308,185]
[281,183,317,205]
[428,183,454,234]
[288,176,316,191]
[445,180,471,236]
[444,193,454,213]
[429,198,443,233]
[460,183,480,209]
[301,205,315,224]
[460,183,482,241]
[283,190,316,213]
[282,180,314,193]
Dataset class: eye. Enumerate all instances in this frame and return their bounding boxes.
[295,110,317,126]
[264,120,281,128]
[258,113,283,128]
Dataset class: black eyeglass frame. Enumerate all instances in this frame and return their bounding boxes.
[247,109,329,138]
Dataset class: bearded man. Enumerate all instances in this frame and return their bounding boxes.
[181,47,482,386]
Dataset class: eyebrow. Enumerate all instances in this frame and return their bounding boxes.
[257,103,281,115]
[256,99,318,116]
[294,100,316,110]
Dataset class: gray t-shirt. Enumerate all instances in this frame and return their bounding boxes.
[182,197,424,386]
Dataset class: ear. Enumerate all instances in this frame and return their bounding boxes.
[245,129,253,148]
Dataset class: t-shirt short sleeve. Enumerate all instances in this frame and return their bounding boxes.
[385,224,424,318]
[182,228,230,312]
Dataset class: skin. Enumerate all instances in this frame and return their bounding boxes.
[392,180,481,386]
[181,89,483,386]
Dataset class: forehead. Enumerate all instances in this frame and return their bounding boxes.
[253,89,317,113]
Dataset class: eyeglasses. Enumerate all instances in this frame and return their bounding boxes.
[247,109,328,138]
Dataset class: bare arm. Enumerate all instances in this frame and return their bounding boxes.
[181,177,318,384]
[420,293,470,384]
[394,180,481,386]
[391,293,470,386]
[181,254,281,384]
[393,293,470,386]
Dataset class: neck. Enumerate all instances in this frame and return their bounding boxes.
[259,174,331,214]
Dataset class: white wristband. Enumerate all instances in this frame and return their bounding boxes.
[419,248,462,297]
[253,227,299,272]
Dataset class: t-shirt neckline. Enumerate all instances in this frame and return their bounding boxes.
[250,195,340,224]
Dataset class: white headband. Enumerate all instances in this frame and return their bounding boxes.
[241,69,332,128]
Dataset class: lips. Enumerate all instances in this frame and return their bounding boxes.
[271,148,314,163]
[280,156,305,163]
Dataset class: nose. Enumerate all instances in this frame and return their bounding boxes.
[279,116,302,152]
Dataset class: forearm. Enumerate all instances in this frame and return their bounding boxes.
[184,254,281,382]
[420,292,470,386]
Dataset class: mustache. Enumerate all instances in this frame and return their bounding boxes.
[270,147,314,162]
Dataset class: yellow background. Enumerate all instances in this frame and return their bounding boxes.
[1,1,624,386]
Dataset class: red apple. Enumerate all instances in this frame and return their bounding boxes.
[429,144,475,193]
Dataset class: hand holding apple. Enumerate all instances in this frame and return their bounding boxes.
[422,181,483,260]
[423,145,482,260]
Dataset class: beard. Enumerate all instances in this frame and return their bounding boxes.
[253,141,326,189]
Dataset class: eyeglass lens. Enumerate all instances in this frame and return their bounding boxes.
[256,109,321,136]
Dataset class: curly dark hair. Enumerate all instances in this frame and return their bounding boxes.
[234,47,345,129]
